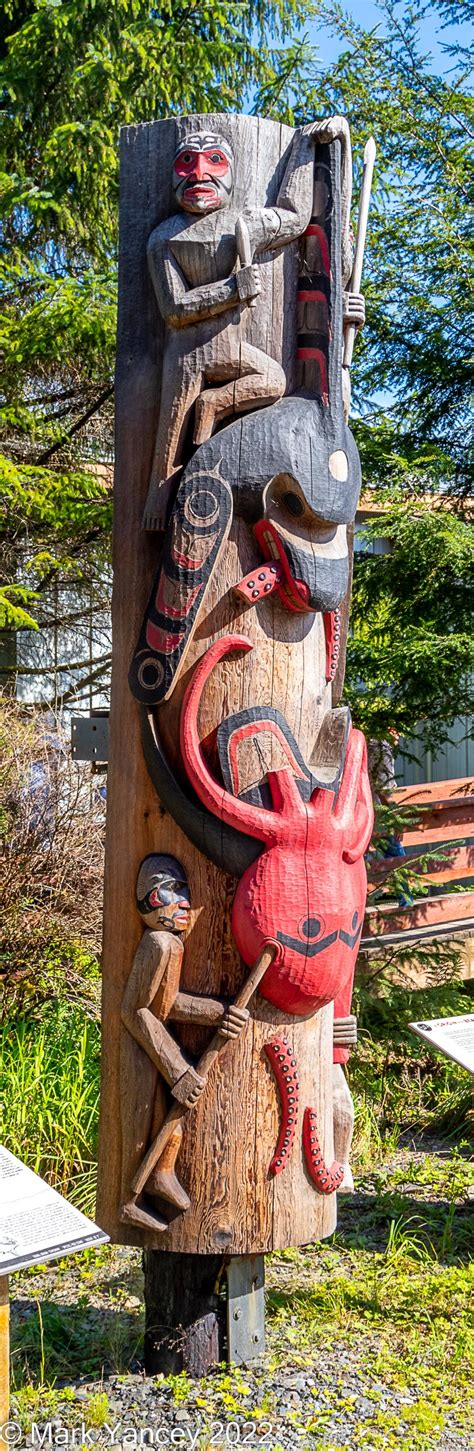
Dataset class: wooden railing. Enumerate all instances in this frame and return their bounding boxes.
[362,777,474,950]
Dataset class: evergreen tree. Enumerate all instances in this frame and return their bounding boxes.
[1,0,472,743]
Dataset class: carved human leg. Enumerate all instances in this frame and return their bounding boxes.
[146,1121,190,1212]
[332,1064,355,1193]
[119,1035,167,1230]
[194,343,286,444]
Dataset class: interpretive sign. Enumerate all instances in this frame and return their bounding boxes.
[0,1146,108,1274]
[409,1015,474,1075]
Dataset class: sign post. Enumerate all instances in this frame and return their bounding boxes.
[0,1145,108,1417]
[0,1276,8,1449]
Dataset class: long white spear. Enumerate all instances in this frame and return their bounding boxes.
[343,136,376,370]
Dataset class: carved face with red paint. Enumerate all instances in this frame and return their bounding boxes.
[172,132,234,215]
[136,854,191,933]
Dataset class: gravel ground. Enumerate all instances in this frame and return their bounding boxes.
[9,1137,473,1451]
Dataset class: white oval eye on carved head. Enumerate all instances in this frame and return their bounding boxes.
[329,450,348,482]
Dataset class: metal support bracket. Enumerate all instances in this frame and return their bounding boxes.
[71,712,109,763]
[226,1254,265,1365]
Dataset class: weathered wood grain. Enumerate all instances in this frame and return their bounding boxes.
[97,115,360,1254]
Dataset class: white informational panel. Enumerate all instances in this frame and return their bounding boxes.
[0,1145,108,1275]
[409,1014,474,1075]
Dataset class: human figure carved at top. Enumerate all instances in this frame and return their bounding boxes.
[143,117,363,530]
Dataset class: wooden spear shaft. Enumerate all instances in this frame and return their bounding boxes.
[132,941,278,1197]
[343,136,376,370]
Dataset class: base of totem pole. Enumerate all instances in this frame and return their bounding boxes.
[143,1252,265,1376]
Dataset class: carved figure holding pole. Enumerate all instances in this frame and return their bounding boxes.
[143,119,366,531]
[120,853,250,1231]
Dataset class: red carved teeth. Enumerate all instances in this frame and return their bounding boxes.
[264,1036,300,1176]
[302,1107,344,1195]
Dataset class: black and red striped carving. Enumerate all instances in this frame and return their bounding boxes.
[302,1107,344,1194]
[264,1036,299,1175]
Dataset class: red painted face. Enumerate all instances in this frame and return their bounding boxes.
[173,140,234,215]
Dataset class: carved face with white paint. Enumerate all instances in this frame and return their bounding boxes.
[136,854,191,933]
[172,133,234,215]
[256,474,349,613]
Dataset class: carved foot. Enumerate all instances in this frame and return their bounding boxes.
[194,391,218,445]
[119,1197,167,1231]
[147,1168,191,1212]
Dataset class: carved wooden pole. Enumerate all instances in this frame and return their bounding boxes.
[97,113,373,1374]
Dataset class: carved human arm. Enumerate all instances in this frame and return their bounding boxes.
[248,119,352,263]
[121,931,205,1105]
[169,993,249,1038]
[247,126,315,254]
[124,1002,204,1096]
[147,234,260,329]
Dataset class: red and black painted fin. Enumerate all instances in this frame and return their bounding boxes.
[302,1107,344,1194]
[264,1037,299,1176]
[217,704,350,809]
[217,706,320,809]
[129,463,232,704]
[296,142,343,437]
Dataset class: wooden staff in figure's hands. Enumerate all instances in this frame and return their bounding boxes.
[130,939,278,1208]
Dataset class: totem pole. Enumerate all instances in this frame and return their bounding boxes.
[98,112,375,1373]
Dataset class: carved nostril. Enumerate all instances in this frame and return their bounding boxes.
[282,491,304,517]
[329,450,348,481]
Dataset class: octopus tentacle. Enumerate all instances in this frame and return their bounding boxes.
[302,1107,344,1194]
[264,1036,300,1176]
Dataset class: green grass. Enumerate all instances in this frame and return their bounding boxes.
[0,1005,100,1214]
[9,1149,472,1451]
[0,979,470,1226]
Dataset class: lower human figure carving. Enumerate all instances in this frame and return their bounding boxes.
[119,854,249,1229]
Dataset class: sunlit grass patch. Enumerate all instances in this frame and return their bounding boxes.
[0,1006,100,1213]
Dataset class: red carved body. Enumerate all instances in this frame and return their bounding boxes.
[180,636,374,1018]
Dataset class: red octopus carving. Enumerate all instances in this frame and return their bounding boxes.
[180,635,374,1018]
[302,1108,344,1194]
[263,1037,299,1175]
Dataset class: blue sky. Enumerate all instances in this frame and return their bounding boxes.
[303,1,471,73]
